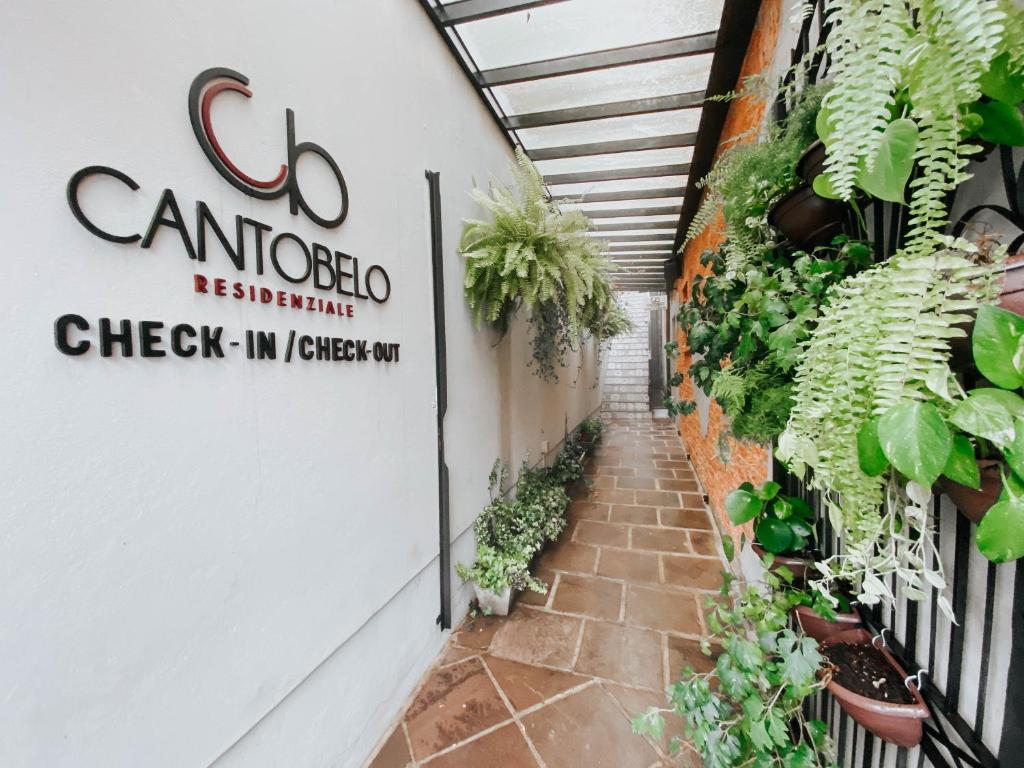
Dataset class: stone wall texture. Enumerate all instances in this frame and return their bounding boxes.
[672,0,783,547]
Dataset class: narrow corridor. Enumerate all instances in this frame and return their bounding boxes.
[367,418,725,768]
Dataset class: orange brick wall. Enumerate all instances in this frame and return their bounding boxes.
[674,0,782,546]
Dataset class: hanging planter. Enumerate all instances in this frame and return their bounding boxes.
[794,603,863,644]
[822,629,930,747]
[937,459,1003,524]
[949,256,1024,370]
[796,139,828,184]
[751,543,815,582]
[767,184,849,249]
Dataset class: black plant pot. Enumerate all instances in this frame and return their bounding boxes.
[796,140,828,184]
[768,184,849,249]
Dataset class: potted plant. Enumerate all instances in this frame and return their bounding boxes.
[634,565,836,766]
[820,628,930,748]
[725,480,817,580]
[792,587,863,644]
[456,543,545,616]
[577,416,603,446]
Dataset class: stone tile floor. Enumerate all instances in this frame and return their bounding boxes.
[366,418,726,768]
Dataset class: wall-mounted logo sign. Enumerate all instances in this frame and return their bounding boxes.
[189,67,349,229]
[57,67,400,365]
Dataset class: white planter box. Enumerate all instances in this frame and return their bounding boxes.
[474,584,513,616]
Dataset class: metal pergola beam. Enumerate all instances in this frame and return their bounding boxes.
[545,163,690,186]
[591,233,676,242]
[504,91,704,129]
[528,132,696,161]
[436,0,570,25]
[478,33,718,86]
[608,244,674,252]
[553,187,685,204]
[586,204,681,218]
[591,220,679,232]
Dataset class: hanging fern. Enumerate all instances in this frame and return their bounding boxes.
[778,238,1003,616]
[460,148,619,381]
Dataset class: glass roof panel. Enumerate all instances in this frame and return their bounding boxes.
[549,175,688,197]
[491,55,713,116]
[535,146,694,175]
[518,109,701,149]
[563,197,684,211]
[454,0,722,70]
[587,214,679,224]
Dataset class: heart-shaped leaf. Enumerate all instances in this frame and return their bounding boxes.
[979,52,1024,106]
[942,433,980,489]
[950,389,1021,447]
[856,118,918,202]
[973,100,1024,147]
[877,401,952,486]
[756,517,796,555]
[757,481,782,501]
[857,417,889,476]
[1005,420,1024,480]
[972,304,1024,389]
[725,488,762,525]
[976,496,1024,563]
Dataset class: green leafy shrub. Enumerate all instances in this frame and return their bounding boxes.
[634,566,835,768]
[460,149,620,381]
[725,481,815,556]
[456,544,545,594]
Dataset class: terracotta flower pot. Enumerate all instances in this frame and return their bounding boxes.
[751,543,814,581]
[793,603,862,644]
[949,255,1024,370]
[937,459,1002,524]
[796,140,828,184]
[768,184,849,249]
[823,629,930,747]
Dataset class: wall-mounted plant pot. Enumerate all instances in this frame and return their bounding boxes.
[822,629,930,747]
[793,603,863,644]
[474,584,512,616]
[949,255,1024,371]
[796,140,828,184]
[768,184,849,249]
[937,459,1002,524]
[751,543,814,582]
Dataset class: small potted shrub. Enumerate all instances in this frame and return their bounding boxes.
[577,417,603,447]
[456,544,545,616]
[725,481,817,580]
[634,565,836,766]
[821,628,930,747]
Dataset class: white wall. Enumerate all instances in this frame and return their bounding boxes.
[0,1,600,766]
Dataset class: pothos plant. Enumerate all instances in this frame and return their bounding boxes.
[777,237,1005,617]
[855,303,1024,564]
[634,565,835,768]
[460,148,620,381]
[812,0,1024,257]
[725,480,816,556]
[671,237,873,443]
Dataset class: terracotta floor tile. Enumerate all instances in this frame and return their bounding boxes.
[673,468,697,480]
[654,460,688,469]
[440,644,480,667]
[368,726,412,768]
[680,493,706,510]
[688,531,719,557]
[602,682,690,759]
[551,573,622,621]
[405,658,511,760]
[589,475,616,489]
[625,585,702,634]
[488,607,582,669]
[539,539,598,574]
[635,490,680,507]
[484,655,589,711]
[597,549,660,584]
[631,527,689,554]
[616,475,658,490]
[609,504,659,525]
[424,723,538,767]
[658,507,712,530]
[451,615,504,651]
[568,500,611,522]
[574,621,663,690]
[574,520,629,547]
[522,684,660,768]
[666,635,718,680]
[591,488,637,505]
[657,477,700,493]
[661,554,725,591]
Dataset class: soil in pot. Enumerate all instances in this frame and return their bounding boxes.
[822,629,930,747]
[826,643,915,705]
[768,184,849,249]
[937,459,1002,524]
